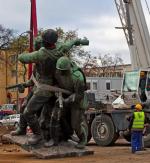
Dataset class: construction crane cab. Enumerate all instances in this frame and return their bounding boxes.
[122,69,150,105]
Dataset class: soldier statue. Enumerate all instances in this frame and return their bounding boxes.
[11,29,89,147]
[44,56,88,149]
[11,29,64,145]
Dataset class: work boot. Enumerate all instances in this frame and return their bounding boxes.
[10,127,26,136]
[135,150,148,154]
[28,134,42,145]
[44,139,55,147]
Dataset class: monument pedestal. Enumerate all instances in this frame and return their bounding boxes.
[3,134,94,159]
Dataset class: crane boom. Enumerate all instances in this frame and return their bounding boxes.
[114,0,150,69]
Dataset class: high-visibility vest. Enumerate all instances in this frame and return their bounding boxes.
[132,111,145,129]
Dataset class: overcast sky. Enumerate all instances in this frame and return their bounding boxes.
[0,0,150,64]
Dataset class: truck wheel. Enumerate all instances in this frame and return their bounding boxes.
[144,126,150,147]
[91,114,119,146]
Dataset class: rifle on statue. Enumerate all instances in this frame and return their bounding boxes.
[6,83,26,93]
[57,37,89,54]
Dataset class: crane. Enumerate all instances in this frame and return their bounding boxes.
[114,0,150,69]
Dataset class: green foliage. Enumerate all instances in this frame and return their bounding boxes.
[55,27,90,59]
[0,24,14,50]
[56,27,78,41]
[10,35,29,54]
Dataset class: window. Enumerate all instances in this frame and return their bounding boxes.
[16,114,20,118]
[123,71,139,92]
[11,70,17,77]
[86,82,91,90]
[4,116,9,120]
[93,82,98,90]
[106,81,111,90]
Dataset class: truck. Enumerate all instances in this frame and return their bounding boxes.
[85,0,150,147]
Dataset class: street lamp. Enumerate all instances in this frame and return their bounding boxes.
[15,30,31,112]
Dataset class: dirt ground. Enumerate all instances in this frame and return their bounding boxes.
[0,138,150,163]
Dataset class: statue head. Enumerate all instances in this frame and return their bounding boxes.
[42,29,58,48]
[56,56,71,71]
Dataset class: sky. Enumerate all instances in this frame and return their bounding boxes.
[0,0,150,64]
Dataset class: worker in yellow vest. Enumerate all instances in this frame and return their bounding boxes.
[128,104,146,153]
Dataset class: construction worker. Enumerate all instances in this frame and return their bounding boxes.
[47,56,88,149]
[128,104,146,153]
[139,71,147,102]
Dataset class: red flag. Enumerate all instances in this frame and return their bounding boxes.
[31,0,38,37]
[29,0,38,79]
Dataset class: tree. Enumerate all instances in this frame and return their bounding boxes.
[81,54,99,76]
[55,27,124,77]
[10,35,29,53]
[0,24,14,50]
[82,53,124,77]
[98,53,123,77]
[56,27,90,60]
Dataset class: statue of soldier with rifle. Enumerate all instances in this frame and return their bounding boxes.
[10,28,89,147]
[44,56,88,149]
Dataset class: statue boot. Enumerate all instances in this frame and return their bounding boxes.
[10,114,27,136]
[44,123,60,147]
[44,139,55,147]
[27,121,42,145]
[76,125,87,149]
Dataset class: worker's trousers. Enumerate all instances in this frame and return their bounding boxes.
[131,130,143,153]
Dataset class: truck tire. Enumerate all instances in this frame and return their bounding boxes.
[91,114,119,146]
[143,126,150,147]
[122,128,150,146]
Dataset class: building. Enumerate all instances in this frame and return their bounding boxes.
[0,50,27,105]
[86,77,122,102]
[84,64,131,77]
[85,64,132,103]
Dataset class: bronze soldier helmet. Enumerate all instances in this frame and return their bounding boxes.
[56,56,71,70]
[42,29,58,44]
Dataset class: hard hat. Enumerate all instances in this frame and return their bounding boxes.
[135,103,142,111]
[56,56,71,70]
[42,29,58,44]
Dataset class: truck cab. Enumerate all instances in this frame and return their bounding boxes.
[122,69,150,105]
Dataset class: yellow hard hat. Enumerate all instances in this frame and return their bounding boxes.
[135,104,142,111]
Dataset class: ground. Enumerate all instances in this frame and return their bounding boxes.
[0,138,150,163]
